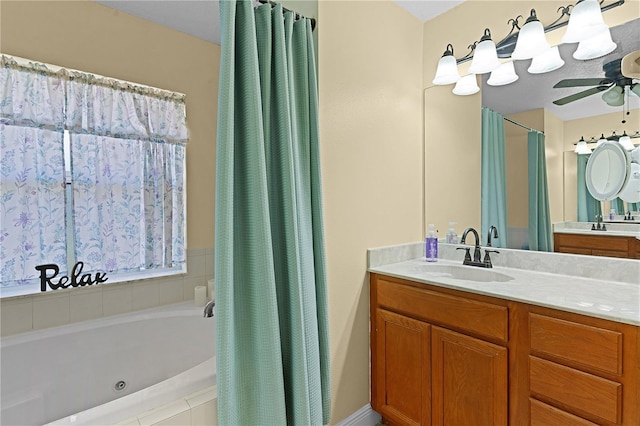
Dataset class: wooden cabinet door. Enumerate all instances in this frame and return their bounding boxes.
[374,309,431,426]
[431,326,508,426]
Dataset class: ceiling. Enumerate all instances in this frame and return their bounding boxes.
[93,0,639,122]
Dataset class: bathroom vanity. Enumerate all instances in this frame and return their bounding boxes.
[368,244,639,426]
[553,222,640,259]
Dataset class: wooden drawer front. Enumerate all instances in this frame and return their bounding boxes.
[530,313,622,375]
[530,399,598,426]
[530,356,622,424]
[555,233,629,252]
[377,279,508,342]
[557,247,592,255]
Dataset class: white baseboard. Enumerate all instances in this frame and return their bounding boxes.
[334,404,381,426]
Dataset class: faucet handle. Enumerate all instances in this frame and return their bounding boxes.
[456,247,472,262]
[483,249,499,267]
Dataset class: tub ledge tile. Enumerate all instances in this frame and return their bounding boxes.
[137,399,190,426]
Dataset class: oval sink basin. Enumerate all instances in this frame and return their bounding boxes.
[414,264,514,283]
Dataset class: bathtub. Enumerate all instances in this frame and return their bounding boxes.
[0,302,216,426]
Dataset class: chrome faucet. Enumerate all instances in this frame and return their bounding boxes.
[486,225,498,247]
[458,227,499,268]
[203,300,215,318]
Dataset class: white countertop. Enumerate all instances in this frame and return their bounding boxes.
[368,243,640,326]
[554,221,640,239]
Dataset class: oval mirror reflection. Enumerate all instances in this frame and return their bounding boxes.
[585,141,630,201]
[619,162,640,203]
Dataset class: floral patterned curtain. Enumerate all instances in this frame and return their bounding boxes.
[0,55,187,293]
[0,63,67,288]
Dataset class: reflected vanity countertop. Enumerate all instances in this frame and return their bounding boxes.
[554,221,640,239]
[368,242,640,326]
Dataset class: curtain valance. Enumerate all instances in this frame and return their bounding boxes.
[0,55,188,144]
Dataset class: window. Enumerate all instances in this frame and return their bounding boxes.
[0,55,187,297]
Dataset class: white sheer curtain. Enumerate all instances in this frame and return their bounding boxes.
[1,55,187,294]
[0,63,68,288]
[65,76,187,275]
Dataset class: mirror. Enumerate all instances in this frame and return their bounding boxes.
[585,141,630,200]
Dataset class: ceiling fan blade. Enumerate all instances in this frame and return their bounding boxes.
[553,78,613,88]
[552,85,610,106]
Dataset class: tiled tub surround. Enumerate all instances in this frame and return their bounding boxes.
[368,242,639,325]
[1,302,216,426]
[0,248,214,337]
[554,221,640,238]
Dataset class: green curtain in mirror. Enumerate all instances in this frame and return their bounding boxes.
[577,154,602,222]
[481,107,508,248]
[215,1,330,424]
[610,198,624,216]
[528,131,553,252]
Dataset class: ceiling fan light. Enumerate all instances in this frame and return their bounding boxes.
[562,0,608,44]
[575,137,592,154]
[511,10,551,60]
[487,61,519,86]
[601,85,623,103]
[631,84,640,97]
[528,46,565,74]
[433,44,460,85]
[573,28,617,60]
[619,134,635,151]
[469,29,501,74]
[452,74,480,96]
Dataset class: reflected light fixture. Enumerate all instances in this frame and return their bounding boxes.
[562,0,608,44]
[469,29,501,74]
[573,28,617,60]
[452,74,480,95]
[487,61,519,86]
[602,85,623,105]
[511,9,551,60]
[619,132,635,150]
[574,137,592,154]
[596,134,608,147]
[528,46,565,74]
[631,84,640,97]
[433,44,460,85]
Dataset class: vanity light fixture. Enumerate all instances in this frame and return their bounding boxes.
[528,46,565,74]
[487,61,519,86]
[511,9,551,60]
[618,132,635,150]
[433,44,461,85]
[574,136,593,154]
[596,133,608,147]
[572,28,617,60]
[469,29,501,74]
[453,74,480,95]
[562,0,609,44]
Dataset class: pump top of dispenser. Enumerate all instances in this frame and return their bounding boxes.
[446,222,458,244]
[427,224,436,237]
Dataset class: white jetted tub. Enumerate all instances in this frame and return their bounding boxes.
[0,302,216,426]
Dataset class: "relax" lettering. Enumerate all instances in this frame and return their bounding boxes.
[36,262,108,292]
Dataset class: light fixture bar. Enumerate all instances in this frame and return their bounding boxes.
[453,0,625,65]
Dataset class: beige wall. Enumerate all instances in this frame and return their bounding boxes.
[0,0,219,250]
[318,0,423,421]
[422,0,640,233]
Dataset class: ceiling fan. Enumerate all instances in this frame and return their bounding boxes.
[553,58,638,106]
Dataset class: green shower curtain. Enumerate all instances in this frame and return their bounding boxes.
[481,107,508,248]
[577,154,602,222]
[215,1,330,424]
[528,131,553,251]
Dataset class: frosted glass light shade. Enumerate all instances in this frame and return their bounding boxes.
[602,86,623,105]
[433,45,460,85]
[631,84,640,97]
[487,62,519,86]
[575,138,592,154]
[469,30,501,74]
[562,0,608,43]
[573,28,617,60]
[596,134,608,147]
[619,135,635,151]
[452,74,480,96]
[528,46,565,74]
[512,11,550,60]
